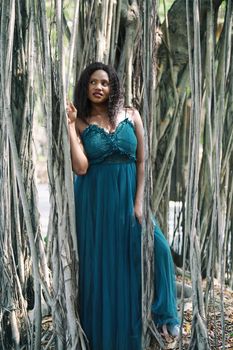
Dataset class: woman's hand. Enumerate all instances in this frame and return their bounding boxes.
[66,101,88,175]
[66,101,77,125]
[134,200,143,225]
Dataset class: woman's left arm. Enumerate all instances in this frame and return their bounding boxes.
[132,109,145,224]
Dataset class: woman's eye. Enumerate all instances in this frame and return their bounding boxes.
[89,80,109,86]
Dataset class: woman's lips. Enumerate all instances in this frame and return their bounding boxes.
[93,92,103,97]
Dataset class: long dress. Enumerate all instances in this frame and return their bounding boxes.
[74,118,178,350]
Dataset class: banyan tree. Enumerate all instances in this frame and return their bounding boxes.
[0,0,232,349]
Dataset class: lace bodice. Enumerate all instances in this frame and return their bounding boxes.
[80,118,137,165]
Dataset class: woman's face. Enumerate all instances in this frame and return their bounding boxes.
[87,70,110,104]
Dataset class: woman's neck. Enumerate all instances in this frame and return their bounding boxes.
[90,103,108,118]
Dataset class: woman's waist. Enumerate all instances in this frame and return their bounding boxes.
[89,153,136,166]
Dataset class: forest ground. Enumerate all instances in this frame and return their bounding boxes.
[39,277,233,349]
[151,277,233,350]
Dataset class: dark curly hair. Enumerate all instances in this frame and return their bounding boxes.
[73,62,123,127]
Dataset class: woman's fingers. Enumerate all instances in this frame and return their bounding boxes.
[66,101,70,113]
[66,101,77,125]
[138,216,142,225]
[66,101,76,112]
[134,210,142,225]
[70,101,76,111]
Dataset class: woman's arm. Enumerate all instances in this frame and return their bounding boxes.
[131,108,145,224]
[67,102,89,175]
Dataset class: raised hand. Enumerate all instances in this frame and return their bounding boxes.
[66,101,77,125]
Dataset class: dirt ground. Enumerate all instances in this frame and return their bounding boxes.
[150,279,233,350]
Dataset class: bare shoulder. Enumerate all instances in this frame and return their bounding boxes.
[124,106,141,120]
[75,117,88,135]
[124,106,143,129]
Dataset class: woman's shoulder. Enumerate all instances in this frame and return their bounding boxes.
[123,106,141,123]
[75,117,89,135]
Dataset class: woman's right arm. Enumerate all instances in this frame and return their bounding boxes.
[67,102,89,175]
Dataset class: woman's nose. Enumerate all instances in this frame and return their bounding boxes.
[95,82,102,89]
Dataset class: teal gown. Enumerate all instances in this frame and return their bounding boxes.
[74,118,179,350]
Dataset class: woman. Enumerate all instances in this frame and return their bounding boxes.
[67,62,179,350]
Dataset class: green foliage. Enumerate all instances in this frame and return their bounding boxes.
[158,0,175,23]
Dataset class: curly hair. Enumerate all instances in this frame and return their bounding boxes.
[73,62,123,127]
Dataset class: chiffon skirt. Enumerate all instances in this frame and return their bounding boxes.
[74,161,178,350]
[75,162,141,350]
[152,224,179,327]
